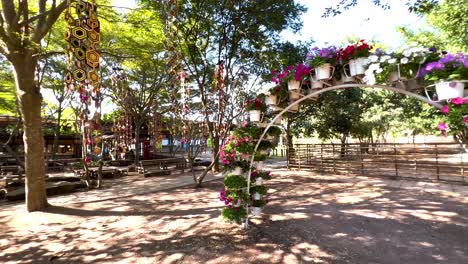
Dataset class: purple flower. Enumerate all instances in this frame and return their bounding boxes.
[375,48,383,55]
[429,46,437,52]
[440,54,454,64]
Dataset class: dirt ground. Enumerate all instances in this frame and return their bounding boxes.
[1,169,467,264]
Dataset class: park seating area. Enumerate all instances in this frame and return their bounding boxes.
[0,1,467,263]
[138,158,187,177]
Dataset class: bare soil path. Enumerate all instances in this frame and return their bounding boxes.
[1,168,467,263]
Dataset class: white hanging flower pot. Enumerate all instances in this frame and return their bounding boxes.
[252,192,261,200]
[311,80,323,89]
[388,71,400,83]
[265,95,277,106]
[255,177,263,185]
[251,207,263,216]
[249,110,261,122]
[288,80,300,91]
[315,63,335,80]
[289,90,301,100]
[232,166,243,175]
[349,57,367,76]
[341,65,354,83]
[435,81,465,101]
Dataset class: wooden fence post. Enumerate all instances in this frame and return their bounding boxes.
[332,142,336,173]
[320,144,323,171]
[394,143,398,178]
[360,144,364,176]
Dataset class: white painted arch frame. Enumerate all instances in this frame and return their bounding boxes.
[244,83,444,228]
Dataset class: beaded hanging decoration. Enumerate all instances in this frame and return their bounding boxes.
[65,0,101,165]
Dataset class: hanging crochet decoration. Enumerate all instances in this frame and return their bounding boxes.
[65,0,102,187]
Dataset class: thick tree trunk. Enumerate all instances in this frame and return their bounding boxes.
[12,54,48,211]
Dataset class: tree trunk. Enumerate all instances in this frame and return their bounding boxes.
[211,136,220,172]
[340,133,347,158]
[196,150,220,187]
[51,105,62,160]
[134,122,141,166]
[12,54,48,211]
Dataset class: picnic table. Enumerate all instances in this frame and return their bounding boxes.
[73,166,121,179]
[1,165,24,187]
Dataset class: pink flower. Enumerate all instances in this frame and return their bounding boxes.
[463,116,468,123]
[441,105,449,114]
[242,121,247,127]
[436,122,448,131]
[450,97,464,105]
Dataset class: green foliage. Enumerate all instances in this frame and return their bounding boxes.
[267,126,282,136]
[251,199,266,207]
[295,88,367,140]
[233,125,262,139]
[221,207,247,224]
[443,101,468,144]
[223,175,247,189]
[250,185,267,195]
[398,0,468,52]
[0,58,16,115]
[258,140,273,150]
[223,159,250,172]
[254,153,268,161]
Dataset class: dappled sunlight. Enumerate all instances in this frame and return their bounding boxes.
[269,212,309,221]
[332,188,385,204]
[0,168,467,263]
[341,209,390,219]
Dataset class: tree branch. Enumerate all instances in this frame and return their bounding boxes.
[32,0,69,43]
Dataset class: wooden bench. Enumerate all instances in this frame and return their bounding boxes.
[46,161,65,173]
[108,160,135,176]
[1,165,25,187]
[73,167,119,179]
[159,158,187,174]
[138,160,171,177]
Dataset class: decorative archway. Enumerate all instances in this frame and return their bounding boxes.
[244,83,444,228]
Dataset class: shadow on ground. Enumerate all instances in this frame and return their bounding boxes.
[1,170,467,263]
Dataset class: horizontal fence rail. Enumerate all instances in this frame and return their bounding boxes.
[288,143,467,184]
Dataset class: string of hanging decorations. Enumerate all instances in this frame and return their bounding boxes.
[65,0,102,187]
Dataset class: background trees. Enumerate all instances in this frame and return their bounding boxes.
[143,0,306,175]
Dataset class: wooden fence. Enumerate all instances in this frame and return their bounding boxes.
[288,143,467,183]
